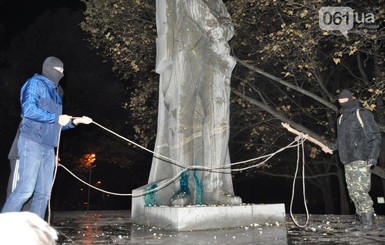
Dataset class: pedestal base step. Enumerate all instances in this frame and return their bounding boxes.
[132,203,286,231]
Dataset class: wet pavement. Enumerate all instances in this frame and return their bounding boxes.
[51,210,385,244]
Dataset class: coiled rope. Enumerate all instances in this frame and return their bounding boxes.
[289,136,309,227]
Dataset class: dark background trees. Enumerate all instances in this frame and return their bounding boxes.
[79,0,385,214]
[0,3,149,210]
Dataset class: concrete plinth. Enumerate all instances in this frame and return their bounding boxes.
[131,182,286,231]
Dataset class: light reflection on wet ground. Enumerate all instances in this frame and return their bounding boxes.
[287,214,385,244]
[52,210,385,244]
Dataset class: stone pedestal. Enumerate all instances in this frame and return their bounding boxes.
[131,182,286,231]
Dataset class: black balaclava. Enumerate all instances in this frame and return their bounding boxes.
[338,89,353,102]
[338,89,356,112]
[42,56,64,85]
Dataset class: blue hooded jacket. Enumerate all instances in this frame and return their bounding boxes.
[19,74,73,147]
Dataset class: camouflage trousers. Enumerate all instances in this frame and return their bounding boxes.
[344,160,374,214]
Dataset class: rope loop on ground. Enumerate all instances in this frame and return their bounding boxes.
[289,135,310,228]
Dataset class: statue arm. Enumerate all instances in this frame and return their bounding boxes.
[183,0,234,42]
[218,3,234,41]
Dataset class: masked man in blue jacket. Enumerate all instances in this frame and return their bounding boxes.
[1,56,92,219]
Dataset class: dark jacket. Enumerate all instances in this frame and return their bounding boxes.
[330,100,381,164]
[19,74,73,148]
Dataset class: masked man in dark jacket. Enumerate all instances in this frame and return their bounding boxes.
[323,89,381,230]
[1,56,92,219]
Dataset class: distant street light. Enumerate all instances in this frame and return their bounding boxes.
[80,153,96,210]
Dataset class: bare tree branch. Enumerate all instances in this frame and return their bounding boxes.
[232,90,331,145]
[233,56,338,112]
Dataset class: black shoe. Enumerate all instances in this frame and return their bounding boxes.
[361,212,375,231]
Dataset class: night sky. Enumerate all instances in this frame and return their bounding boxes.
[1,0,83,40]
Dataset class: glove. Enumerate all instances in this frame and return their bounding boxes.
[72,116,93,125]
[367,159,377,166]
[58,114,72,126]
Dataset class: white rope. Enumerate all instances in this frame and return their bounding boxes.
[57,120,306,198]
[226,140,303,172]
[48,119,310,228]
[59,164,209,197]
[289,136,310,228]
[92,121,302,171]
[92,121,184,168]
[57,140,299,198]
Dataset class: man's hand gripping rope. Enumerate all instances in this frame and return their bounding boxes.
[58,115,93,126]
